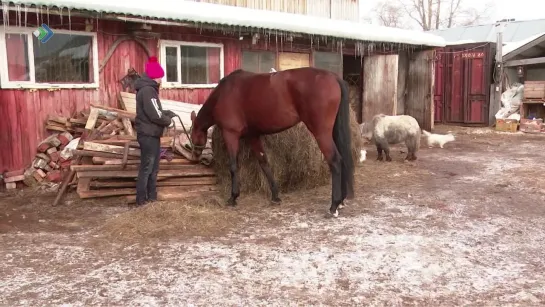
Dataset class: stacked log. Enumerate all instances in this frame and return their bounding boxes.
[72,140,217,202]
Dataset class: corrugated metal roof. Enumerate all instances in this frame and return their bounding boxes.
[2,0,446,47]
[428,18,545,44]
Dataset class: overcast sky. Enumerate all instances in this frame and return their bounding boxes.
[359,0,543,26]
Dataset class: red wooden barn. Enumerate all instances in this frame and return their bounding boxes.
[0,0,445,172]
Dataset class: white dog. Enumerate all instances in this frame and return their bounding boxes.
[422,130,455,148]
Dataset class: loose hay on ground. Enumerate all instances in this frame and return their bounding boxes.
[98,195,244,241]
[212,110,364,195]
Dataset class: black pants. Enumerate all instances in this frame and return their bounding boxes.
[136,134,161,205]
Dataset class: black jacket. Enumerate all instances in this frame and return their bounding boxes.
[134,74,172,138]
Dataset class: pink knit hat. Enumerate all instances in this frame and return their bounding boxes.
[145,56,165,79]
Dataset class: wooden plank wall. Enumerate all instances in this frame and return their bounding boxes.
[405,50,434,131]
[194,0,360,21]
[361,54,399,123]
[397,52,409,115]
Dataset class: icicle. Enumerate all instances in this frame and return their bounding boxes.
[68,8,71,32]
[24,4,27,28]
[15,4,20,28]
[46,6,50,26]
[2,2,9,29]
[35,5,39,28]
[59,6,63,25]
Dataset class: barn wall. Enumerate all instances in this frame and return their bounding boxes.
[191,0,360,21]
[0,11,362,172]
[405,50,434,131]
[361,54,399,122]
[397,52,409,115]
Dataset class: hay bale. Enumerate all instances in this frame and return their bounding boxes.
[212,109,364,195]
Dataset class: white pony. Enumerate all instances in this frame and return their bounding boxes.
[360,114,421,162]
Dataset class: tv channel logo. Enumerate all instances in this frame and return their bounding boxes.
[33,23,54,43]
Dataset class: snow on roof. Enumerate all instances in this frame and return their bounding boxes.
[502,32,545,57]
[5,0,446,47]
[446,40,478,45]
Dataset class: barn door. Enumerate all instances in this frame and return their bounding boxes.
[434,49,445,123]
[362,54,399,123]
[406,50,434,131]
[463,52,488,124]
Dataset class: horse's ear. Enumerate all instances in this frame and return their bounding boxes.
[191,111,196,121]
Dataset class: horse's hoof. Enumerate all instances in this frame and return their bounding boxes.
[376,157,383,161]
[226,199,237,207]
[386,157,392,162]
[338,202,346,209]
[328,209,339,218]
[270,197,282,205]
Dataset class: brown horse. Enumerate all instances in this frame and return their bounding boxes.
[189,67,354,217]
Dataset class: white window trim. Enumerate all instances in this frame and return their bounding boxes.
[159,40,224,89]
[0,26,99,89]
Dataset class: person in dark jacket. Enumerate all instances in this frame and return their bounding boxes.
[134,56,176,206]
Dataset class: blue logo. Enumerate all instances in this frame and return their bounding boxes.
[33,23,54,43]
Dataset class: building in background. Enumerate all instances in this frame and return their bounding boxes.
[0,0,442,172]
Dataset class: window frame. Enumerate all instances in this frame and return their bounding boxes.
[241,50,277,73]
[0,26,99,89]
[159,40,224,89]
[312,51,343,77]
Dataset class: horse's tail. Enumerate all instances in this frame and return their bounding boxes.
[422,129,431,137]
[333,78,355,200]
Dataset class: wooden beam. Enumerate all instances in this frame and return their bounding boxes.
[504,56,545,67]
[503,34,545,61]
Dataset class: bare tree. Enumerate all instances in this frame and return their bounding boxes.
[372,1,408,28]
[372,0,494,30]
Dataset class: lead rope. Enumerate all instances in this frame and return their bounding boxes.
[171,115,206,158]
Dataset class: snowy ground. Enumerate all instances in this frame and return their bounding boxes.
[1,127,545,306]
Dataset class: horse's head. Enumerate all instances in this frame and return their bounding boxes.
[190,110,207,159]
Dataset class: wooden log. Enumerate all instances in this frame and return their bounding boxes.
[121,117,134,136]
[77,178,91,193]
[73,149,137,160]
[46,124,68,132]
[85,107,100,130]
[71,163,211,172]
[48,115,68,125]
[76,167,215,179]
[90,103,136,120]
[92,157,192,165]
[90,137,173,148]
[78,185,217,199]
[4,175,25,183]
[69,118,88,125]
[90,177,217,188]
[3,169,25,178]
[83,142,141,156]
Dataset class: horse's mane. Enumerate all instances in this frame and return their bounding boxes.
[197,69,246,119]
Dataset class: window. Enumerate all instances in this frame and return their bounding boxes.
[242,51,276,73]
[0,27,99,88]
[159,41,224,88]
[313,51,343,76]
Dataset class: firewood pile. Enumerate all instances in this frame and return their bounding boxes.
[2,103,217,205]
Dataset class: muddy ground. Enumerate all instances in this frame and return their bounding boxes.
[1,126,545,306]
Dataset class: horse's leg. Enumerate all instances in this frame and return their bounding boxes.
[376,144,383,161]
[314,135,343,217]
[381,142,392,162]
[249,137,281,204]
[223,131,241,206]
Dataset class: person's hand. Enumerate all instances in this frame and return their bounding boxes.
[163,110,176,118]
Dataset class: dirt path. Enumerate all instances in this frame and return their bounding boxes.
[1,127,545,306]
